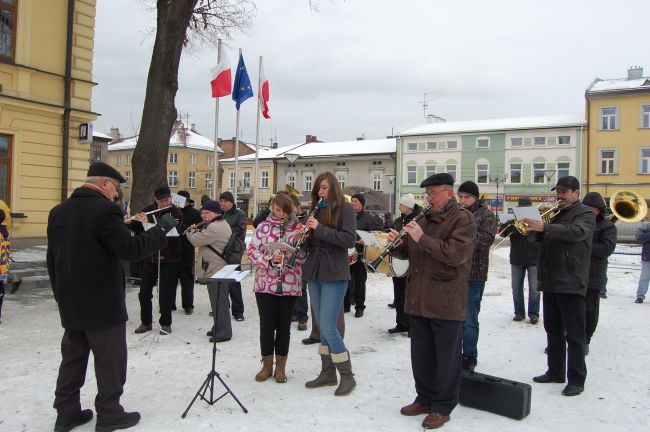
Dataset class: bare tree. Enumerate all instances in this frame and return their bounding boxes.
[130,0,255,212]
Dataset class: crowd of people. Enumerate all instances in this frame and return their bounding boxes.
[42,160,646,431]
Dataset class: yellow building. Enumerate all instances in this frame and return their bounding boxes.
[585,66,650,203]
[0,0,98,246]
[108,121,223,208]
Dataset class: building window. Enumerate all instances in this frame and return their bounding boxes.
[0,134,11,204]
[558,136,571,145]
[243,171,251,188]
[601,107,618,130]
[229,172,236,189]
[124,171,131,187]
[0,0,17,61]
[426,164,436,178]
[476,137,490,149]
[168,170,178,187]
[532,163,546,183]
[446,140,458,150]
[287,173,296,188]
[125,154,131,165]
[207,156,213,167]
[641,105,650,129]
[557,162,570,179]
[169,153,178,164]
[533,137,546,146]
[426,142,437,151]
[476,163,488,184]
[511,137,523,147]
[372,173,382,191]
[406,166,417,184]
[337,174,346,189]
[261,171,269,188]
[510,163,522,183]
[407,142,418,152]
[188,172,196,188]
[190,154,197,165]
[114,155,120,166]
[205,173,213,189]
[640,149,650,174]
[599,149,617,174]
[304,174,313,192]
[446,164,456,182]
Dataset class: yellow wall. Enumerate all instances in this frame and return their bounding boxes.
[0,0,98,243]
[221,160,276,216]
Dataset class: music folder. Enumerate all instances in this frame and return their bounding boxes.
[210,264,250,282]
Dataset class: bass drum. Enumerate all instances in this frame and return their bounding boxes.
[362,232,409,277]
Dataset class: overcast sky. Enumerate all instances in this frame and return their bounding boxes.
[93,0,649,147]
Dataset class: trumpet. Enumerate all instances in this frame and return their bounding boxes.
[489,203,560,254]
[286,198,325,269]
[366,204,432,273]
[124,205,173,222]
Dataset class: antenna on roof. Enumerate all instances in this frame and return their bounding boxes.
[418,91,437,118]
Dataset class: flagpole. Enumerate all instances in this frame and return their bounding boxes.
[212,39,222,200]
[234,48,242,206]
[253,56,263,218]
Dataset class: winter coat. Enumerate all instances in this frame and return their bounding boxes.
[222,206,248,242]
[528,200,596,296]
[466,201,496,281]
[588,215,616,291]
[186,218,232,278]
[392,198,476,321]
[179,205,202,267]
[501,220,540,266]
[129,203,183,263]
[47,186,167,330]
[302,202,357,282]
[247,214,306,296]
[354,210,383,253]
[253,208,271,228]
[636,225,650,261]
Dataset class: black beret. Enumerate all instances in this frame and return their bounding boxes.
[458,181,480,199]
[420,173,454,188]
[551,176,580,191]
[351,193,365,207]
[87,161,126,183]
[154,186,171,199]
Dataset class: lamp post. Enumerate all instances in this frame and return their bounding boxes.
[489,171,508,224]
[543,169,556,206]
[284,153,300,193]
[385,174,396,214]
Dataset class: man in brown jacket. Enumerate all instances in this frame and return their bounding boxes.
[389,173,476,430]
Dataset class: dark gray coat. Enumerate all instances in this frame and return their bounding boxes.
[588,215,616,291]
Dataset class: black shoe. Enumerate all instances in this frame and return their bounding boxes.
[354,310,364,318]
[233,314,245,321]
[529,315,539,324]
[387,303,395,308]
[533,373,565,384]
[171,305,177,311]
[209,311,213,317]
[343,307,351,313]
[95,411,141,432]
[461,357,476,372]
[635,297,644,304]
[184,308,193,315]
[512,314,524,322]
[585,343,590,356]
[388,325,408,334]
[562,384,584,396]
[599,292,607,299]
[206,330,214,337]
[210,336,231,343]
[54,409,93,432]
[302,336,320,345]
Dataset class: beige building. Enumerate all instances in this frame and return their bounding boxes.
[0,0,98,246]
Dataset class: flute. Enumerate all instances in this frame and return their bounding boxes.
[124,205,173,222]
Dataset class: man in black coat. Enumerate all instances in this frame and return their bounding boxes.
[219,191,247,321]
[175,190,202,315]
[346,193,382,317]
[582,192,616,354]
[524,176,596,397]
[47,162,173,432]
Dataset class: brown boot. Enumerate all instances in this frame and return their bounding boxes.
[332,350,356,396]
[305,345,337,388]
[134,323,152,334]
[255,355,274,382]
[274,355,288,383]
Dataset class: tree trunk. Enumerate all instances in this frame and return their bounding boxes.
[130,0,198,212]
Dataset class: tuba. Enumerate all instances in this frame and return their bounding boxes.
[609,190,648,223]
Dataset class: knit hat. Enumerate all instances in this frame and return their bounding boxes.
[351,193,365,207]
[87,161,126,183]
[582,192,607,211]
[458,181,479,199]
[154,186,171,199]
[219,191,235,203]
[201,200,222,214]
[399,193,416,209]
[517,196,533,207]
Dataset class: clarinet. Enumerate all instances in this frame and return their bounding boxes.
[366,204,432,273]
[286,198,324,269]
[275,219,286,295]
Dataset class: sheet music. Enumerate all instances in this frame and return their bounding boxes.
[141,222,179,237]
[171,193,186,208]
[211,264,240,279]
[356,230,383,248]
[512,206,542,221]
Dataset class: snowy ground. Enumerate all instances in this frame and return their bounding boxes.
[1,246,649,432]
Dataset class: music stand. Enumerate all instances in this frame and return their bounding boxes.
[182,277,248,418]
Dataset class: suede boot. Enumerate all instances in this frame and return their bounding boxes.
[305,345,337,388]
[255,355,274,382]
[274,355,288,383]
[332,350,356,396]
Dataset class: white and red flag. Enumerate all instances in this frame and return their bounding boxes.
[210,48,232,98]
[259,62,270,119]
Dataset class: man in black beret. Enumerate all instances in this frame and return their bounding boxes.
[48,162,174,431]
[174,191,202,315]
[218,191,247,321]
[388,172,476,429]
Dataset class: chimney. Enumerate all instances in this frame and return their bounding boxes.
[357,137,364,141]
[272,142,278,149]
[190,123,196,132]
[217,138,222,143]
[109,127,120,139]
[628,66,644,80]
[305,134,312,143]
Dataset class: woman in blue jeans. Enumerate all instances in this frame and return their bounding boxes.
[301,172,357,396]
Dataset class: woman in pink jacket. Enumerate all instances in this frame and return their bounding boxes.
[247,193,306,383]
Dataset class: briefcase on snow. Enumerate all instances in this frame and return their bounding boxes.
[459,370,531,420]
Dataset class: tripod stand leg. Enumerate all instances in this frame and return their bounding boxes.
[215,372,249,413]
[181,373,213,418]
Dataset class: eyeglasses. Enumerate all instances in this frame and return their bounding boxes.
[106,179,121,189]
[424,189,447,197]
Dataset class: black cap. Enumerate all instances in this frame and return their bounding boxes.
[458,181,480,199]
[582,192,607,210]
[551,176,580,191]
[87,161,126,183]
[421,173,454,188]
[154,186,171,199]
[351,193,365,207]
[517,196,533,207]
[219,191,235,203]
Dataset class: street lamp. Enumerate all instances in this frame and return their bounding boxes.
[489,171,508,224]
[284,153,300,191]
[385,174,396,213]
[543,169,556,206]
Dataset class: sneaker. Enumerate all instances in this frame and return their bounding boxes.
[529,315,539,324]
[54,409,93,432]
[184,308,193,315]
[234,314,245,321]
[599,293,607,299]
[512,314,524,322]
[95,411,140,432]
[635,298,644,304]
[297,321,308,331]
[134,323,152,334]
[160,325,172,335]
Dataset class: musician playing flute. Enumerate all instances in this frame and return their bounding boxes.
[388,173,475,430]
[247,193,306,383]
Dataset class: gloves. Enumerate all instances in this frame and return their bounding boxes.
[156,213,177,234]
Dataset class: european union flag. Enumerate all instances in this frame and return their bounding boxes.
[232,53,253,110]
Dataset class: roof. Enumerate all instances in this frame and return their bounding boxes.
[587,76,650,94]
[107,121,223,153]
[93,131,113,141]
[220,138,396,162]
[397,114,586,137]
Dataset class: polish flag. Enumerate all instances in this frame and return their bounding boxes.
[259,63,270,119]
[210,49,231,98]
